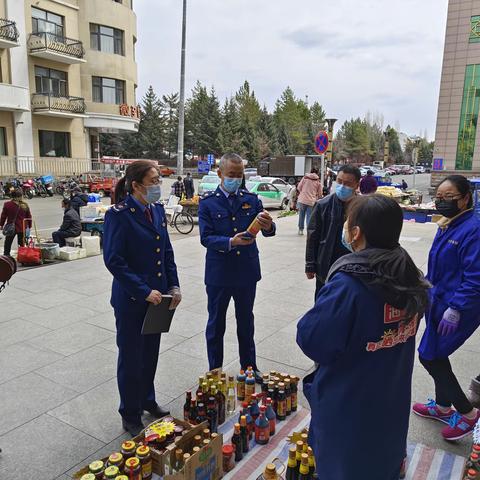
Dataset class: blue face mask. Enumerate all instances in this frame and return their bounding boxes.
[142,184,161,204]
[336,184,354,201]
[342,228,355,253]
[223,177,242,193]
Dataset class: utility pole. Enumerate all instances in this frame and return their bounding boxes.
[176,0,187,175]
[325,118,337,166]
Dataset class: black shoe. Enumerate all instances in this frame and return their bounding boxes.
[254,370,263,384]
[144,404,170,419]
[122,419,144,437]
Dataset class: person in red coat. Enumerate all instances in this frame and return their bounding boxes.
[0,189,32,256]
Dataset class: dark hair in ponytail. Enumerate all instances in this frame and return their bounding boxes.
[114,160,158,203]
[347,195,429,317]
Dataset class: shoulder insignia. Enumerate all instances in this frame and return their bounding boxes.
[201,191,215,200]
[240,189,256,196]
[112,202,127,213]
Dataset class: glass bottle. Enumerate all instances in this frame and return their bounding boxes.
[276,389,287,421]
[298,453,311,480]
[216,383,226,425]
[307,447,315,477]
[255,405,270,445]
[232,423,244,462]
[250,393,260,422]
[239,415,249,453]
[284,378,292,416]
[237,369,246,401]
[136,445,153,480]
[172,449,184,474]
[265,397,276,436]
[290,376,298,412]
[295,441,304,476]
[207,395,218,433]
[286,446,298,480]
[227,375,236,415]
[189,398,198,425]
[245,373,256,404]
[183,391,192,421]
[196,376,205,396]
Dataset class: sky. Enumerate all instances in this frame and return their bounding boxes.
[135,0,449,140]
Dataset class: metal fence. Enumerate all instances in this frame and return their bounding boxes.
[0,18,18,43]
[31,93,86,114]
[0,157,98,177]
[28,32,85,59]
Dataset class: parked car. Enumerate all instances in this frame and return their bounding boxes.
[259,177,294,195]
[198,174,221,195]
[158,165,175,177]
[415,166,426,174]
[244,168,258,180]
[246,181,288,209]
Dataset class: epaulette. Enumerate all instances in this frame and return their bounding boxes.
[239,188,256,196]
[201,191,216,200]
[111,202,127,213]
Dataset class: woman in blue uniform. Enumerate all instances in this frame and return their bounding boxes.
[103,161,181,435]
[297,195,429,480]
[413,175,480,441]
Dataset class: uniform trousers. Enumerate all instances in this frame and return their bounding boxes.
[206,284,257,371]
[114,305,160,423]
[420,356,472,414]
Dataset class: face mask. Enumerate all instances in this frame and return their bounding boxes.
[142,184,161,204]
[223,177,242,193]
[435,199,461,218]
[341,228,355,253]
[336,184,354,201]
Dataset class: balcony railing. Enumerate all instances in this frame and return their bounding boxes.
[28,31,85,59]
[32,93,86,115]
[0,18,19,43]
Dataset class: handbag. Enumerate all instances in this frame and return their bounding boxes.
[2,203,20,237]
[17,237,42,266]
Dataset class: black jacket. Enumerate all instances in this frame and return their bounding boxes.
[71,193,89,214]
[305,193,349,282]
[183,177,194,197]
[59,208,82,237]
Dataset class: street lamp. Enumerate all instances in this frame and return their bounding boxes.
[176,0,187,175]
[325,118,337,166]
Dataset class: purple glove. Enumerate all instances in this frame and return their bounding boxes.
[437,308,460,336]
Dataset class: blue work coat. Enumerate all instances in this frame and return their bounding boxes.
[198,187,275,287]
[297,272,417,480]
[419,210,480,360]
[103,195,179,313]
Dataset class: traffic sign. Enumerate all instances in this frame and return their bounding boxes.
[207,154,215,165]
[432,158,444,171]
[198,160,210,174]
[314,131,329,155]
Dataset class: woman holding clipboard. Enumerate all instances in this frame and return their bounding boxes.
[103,160,181,436]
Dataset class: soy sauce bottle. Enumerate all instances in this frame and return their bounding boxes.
[239,415,249,453]
[183,391,192,421]
[276,389,287,421]
[231,423,244,462]
[255,405,270,445]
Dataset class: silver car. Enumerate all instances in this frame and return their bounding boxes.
[259,177,294,195]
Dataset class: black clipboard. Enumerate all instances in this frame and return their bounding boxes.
[141,295,176,335]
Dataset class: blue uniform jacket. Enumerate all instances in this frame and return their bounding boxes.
[419,210,480,360]
[103,195,179,312]
[198,187,276,287]
[297,272,417,480]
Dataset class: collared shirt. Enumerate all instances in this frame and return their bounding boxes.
[219,184,239,199]
[129,194,154,222]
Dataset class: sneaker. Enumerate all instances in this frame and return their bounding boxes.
[412,399,455,424]
[298,229,304,236]
[441,410,480,441]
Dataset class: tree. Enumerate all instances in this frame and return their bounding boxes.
[335,118,371,162]
[310,101,326,133]
[161,92,179,160]
[185,81,221,157]
[384,126,403,164]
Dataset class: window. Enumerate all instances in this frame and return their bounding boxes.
[92,77,125,104]
[35,67,68,96]
[32,7,64,38]
[471,16,480,43]
[456,64,480,171]
[0,127,7,156]
[90,24,124,55]
[39,131,71,157]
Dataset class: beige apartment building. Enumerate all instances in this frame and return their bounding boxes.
[0,0,139,177]
[433,0,480,183]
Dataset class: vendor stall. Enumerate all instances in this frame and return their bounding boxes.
[179,196,200,217]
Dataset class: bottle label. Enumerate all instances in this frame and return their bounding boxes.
[291,392,298,409]
[237,383,245,399]
[286,396,291,412]
[277,400,286,416]
[142,461,152,478]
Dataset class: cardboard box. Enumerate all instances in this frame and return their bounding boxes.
[164,428,223,480]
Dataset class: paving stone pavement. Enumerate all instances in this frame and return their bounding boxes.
[0,215,477,479]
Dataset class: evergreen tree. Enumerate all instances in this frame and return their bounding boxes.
[385,126,404,163]
[161,92,179,160]
[138,85,165,159]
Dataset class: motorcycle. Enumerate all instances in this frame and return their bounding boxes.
[34,177,48,198]
[21,179,35,199]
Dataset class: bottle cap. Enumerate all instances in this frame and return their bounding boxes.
[266,397,272,404]
[289,447,297,458]
[89,461,104,472]
[193,446,201,453]
[108,452,123,463]
[260,405,267,412]
[121,441,136,452]
[222,444,234,455]
[176,448,184,458]
[136,445,149,456]
[240,415,247,426]
[471,453,479,460]
[183,453,191,461]
[296,441,304,451]
[125,457,140,468]
[104,466,119,477]
[301,453,309,464]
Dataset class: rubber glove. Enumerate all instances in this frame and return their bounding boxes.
[168,287,182,310]
[437,308,460,336]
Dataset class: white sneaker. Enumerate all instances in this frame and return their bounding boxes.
[298,229,304,235]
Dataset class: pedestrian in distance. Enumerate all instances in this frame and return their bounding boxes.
[413,175,480,441]
[297,194,429,480]
[0,188,32,256]
[401,179,408,190]
[296,168,322,235]
[70,187,89,215]
[359,170,378,195]
[198,153,275,382]
[103,160,181,436]
[172,175,186,200]
[305,164,361,300]
[51,198,82,247]
[183,172,195,199]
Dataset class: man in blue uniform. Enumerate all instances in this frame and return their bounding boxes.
[199,153,276,381]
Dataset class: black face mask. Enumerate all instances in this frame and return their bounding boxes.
[435,199,461,218]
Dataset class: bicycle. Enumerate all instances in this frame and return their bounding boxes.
[168,209,194,234]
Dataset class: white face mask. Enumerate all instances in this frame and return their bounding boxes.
[141,184,161,204]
